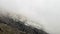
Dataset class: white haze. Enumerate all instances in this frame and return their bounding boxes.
[0,0,60,34]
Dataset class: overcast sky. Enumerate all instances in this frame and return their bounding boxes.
[0,0,60,34]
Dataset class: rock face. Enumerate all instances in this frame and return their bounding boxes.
[0,14,48,34]
[0,23,26,34]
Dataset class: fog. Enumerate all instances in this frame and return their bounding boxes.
[0,0,60,34]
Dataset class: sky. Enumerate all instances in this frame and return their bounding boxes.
[0,0,60,34]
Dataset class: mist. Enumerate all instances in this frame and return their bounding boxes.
[0,0,60,34]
